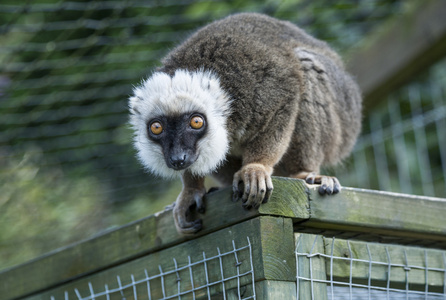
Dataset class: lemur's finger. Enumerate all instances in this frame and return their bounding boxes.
[255,173,267,208]
[232,171,242,202]
[263,175,274,204]
[242,171,251,203]
[194,192,205,214]
[333,177,341,194]
[173,207,202,234]
[319,176,333,195]
[243,173,259,209]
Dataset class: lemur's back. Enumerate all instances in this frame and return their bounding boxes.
[160,13,361,168]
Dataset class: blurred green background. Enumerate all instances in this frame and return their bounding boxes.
[1,0,445,270]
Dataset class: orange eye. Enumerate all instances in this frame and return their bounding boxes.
[190,116,204,129]
[150,121,163,135]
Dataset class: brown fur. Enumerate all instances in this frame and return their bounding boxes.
[144,13,362,233]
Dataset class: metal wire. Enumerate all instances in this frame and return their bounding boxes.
[57,237,255,300]
[340,78,446,198]
[0,0,411,207]
[296,235,446,300]
[2,0,445,277]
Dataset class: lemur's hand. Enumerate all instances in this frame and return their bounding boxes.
[232,163,273,209]
[173,186,206,235]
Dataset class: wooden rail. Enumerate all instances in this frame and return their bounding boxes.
[1,177,446,299]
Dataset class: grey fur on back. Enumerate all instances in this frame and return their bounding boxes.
[160,12,361,177]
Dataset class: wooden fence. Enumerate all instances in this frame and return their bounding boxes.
[2,177,446,299]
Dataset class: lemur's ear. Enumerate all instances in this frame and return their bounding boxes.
[128,95,143,115]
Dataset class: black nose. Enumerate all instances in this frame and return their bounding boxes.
[170,155,187,169]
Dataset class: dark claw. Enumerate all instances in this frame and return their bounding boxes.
[263,187,273,204]
[333,186,340,194]
[333,183,341,194]
[233,188,242,202]
[232,182,244,202]
[193,194,206,214]
[197,205,205,214]
[192,219,202,231]
[207,187,219,194]
[232,192,238,202]
[181,219,202,234]
[234,191,243,202]
[177,218,202,235]
[242,203,252,210]
[318,185,327,195]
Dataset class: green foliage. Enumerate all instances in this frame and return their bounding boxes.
[0,147,104,269]
[0,147,180,269]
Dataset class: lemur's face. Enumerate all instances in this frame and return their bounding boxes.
[129,70,231,179]
[146,112,207,171]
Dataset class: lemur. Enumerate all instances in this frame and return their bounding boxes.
[129,13,362,234]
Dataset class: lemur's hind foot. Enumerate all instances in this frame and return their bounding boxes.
[293,171,341,195]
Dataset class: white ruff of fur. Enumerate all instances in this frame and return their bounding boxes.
[129,69,232,179]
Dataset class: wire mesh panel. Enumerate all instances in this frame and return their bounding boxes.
[0,0,413,270]
[295,233,446,300]
[335,61,446,198]
[0,0,407,204]
[3,0,446,276]
[46,237,255,300]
